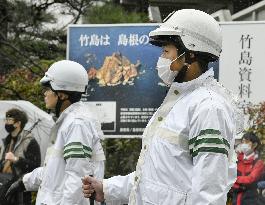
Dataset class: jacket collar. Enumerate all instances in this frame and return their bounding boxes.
[170,68,214,93]
[3,130,22,146]
[243,152,258,161]
[55,101,82,124]
[243,152,254,160]
[3,129,31,150]
[13,130,31,149]
[49,101,85,144]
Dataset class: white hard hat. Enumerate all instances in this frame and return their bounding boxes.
[40,60,88,92]
[149,9,222,58]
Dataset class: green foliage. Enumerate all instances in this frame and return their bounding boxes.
[245,102,265,160]
[0,0,67,105]
[83,2,149,24]
[0,59,57,110]
[0,1,66,74]
[103,138,142,177]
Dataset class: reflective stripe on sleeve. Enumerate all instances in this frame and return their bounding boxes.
[189,129,230,158]
[63,142,92,160]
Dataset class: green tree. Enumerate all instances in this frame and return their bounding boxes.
[83,2,149,24]
[0,0,95,74]
[0,60,54,109]
[103,138,142,178]
[0,0,94,107]
[0,0,63,74]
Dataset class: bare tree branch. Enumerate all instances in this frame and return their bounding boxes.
[0,32,43,74]
[57,0,93,23]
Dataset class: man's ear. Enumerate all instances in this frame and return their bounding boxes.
[57,92,68,100]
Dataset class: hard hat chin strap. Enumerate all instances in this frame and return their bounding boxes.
[48,86,66,117]
[55,98,64,118]
[174,64,188,83]
[173,52,193,83]
[53,91,68,118]
[174,52,192,83]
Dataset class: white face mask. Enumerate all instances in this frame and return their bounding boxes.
[156,52,185,86]
[241,143,253,156]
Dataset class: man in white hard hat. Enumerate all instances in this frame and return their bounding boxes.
[6,60,105,205]
[82,9,242,205]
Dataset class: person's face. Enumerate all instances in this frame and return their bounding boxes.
[161,44,185,72]
[242,138,257,151]
[4,117,20,131]
[43,87,58,109]
[4,117,15,125]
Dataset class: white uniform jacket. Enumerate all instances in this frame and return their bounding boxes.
[102,69,242,205]
[23,102,105,205]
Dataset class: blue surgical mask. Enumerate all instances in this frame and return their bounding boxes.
[241,143,253,156]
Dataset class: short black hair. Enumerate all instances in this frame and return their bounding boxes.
[6,108,28,129]
[61,91,82,104]
[149,35,187,54]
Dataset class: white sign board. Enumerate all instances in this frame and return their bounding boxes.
[219,21,265,109]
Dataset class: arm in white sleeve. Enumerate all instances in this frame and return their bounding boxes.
[189,100,235,205]
[23,167,44,191]
[92,139,105,181]
[103,172,135,204]
[60,119,99,205]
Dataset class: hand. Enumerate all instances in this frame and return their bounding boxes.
[5,152,18,162]
[5,179,25,201]
[82,176,104,202]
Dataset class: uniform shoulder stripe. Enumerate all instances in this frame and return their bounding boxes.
[189,129,230,158]
[63,142,92,160]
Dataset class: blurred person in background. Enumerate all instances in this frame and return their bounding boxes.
[232,132,265,205]
[227,132,244,205]
[0,108,41,205]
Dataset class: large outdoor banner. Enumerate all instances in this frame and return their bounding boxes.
[67,24,167,137]
[219,22,265,110]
